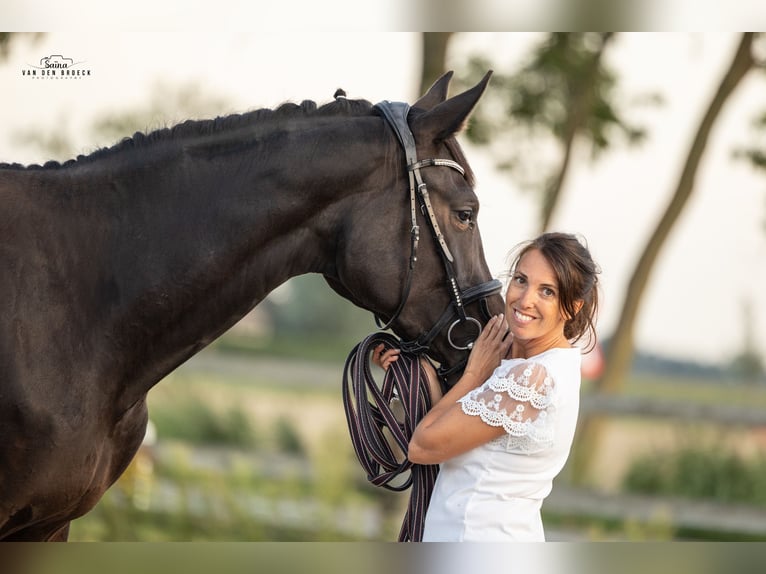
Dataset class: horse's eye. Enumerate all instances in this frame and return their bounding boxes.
[456,210,474,229]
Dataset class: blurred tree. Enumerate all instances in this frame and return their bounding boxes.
[595,34,758,394]
[734,98,766,232]
[423,33,766,482]
[0,32,44,60]
[12,81,232,163]
[571,33,761,482]
[419,33,453,95]
[458,33,649,232]
[268,274,375,342]
[0,32,13,58]
[728,298,765,384]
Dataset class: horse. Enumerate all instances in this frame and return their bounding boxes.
[0,71,504,541]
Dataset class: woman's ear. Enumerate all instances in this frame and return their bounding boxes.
[563,300,584,321]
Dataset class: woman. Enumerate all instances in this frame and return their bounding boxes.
[374,232,600,541]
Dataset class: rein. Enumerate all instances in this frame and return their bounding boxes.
[342,332,438,542]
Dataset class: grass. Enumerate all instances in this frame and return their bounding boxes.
[68,337,766,541]
[68,345,406,541]
[150,396,259,447]
[69,436,395,542]
[609,373,766,409]
[622,444,766,507]
[211,332,365,365]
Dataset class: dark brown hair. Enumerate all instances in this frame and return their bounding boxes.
[507,232,601,351]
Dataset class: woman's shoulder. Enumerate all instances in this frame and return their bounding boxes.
[495,348,581,389]
[501,347,581,369]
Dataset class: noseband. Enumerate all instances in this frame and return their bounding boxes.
[374,100,502,376]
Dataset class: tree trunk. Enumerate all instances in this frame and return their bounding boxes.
[420,33,454,96]
[540,33,614,232]
[570,33,756,484]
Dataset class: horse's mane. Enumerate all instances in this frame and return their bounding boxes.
[1,94,476,187]
[0,96,375,171]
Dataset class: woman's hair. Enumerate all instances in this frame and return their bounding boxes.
[506,232,601,351]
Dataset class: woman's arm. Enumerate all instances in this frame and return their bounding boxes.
[408,314,513,465]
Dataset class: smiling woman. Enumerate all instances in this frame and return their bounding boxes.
[375,232,601,542]
[504,232,600,359]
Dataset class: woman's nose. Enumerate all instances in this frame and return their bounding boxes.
[518,288,536,308]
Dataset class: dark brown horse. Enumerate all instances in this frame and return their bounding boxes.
[0,72,503,541]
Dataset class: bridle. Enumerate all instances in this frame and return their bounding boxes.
[373,100,502,380]
[341,102,503,542]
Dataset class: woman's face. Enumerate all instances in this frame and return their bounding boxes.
[504,248,568,352]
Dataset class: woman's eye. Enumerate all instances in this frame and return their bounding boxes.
[542,288,556,297]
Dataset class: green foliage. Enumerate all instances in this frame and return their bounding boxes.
[310,429,362,506]
[620,373,766,408]
[456,33,653,194]
[220,273,380,365]
[734,109,766,171]
[729,350,765,384]
[66,352,408,541]
[0,32,43,59]
[467,34,647,141]
[151,396,258,447]
[69,437,386,541]
[214,332,359,364]
[0,33,10,56]
[266,274,376,341]
[272,417,305,455]
[72,350,766,542]
[622,445,766,506]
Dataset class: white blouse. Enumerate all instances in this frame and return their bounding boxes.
[421,347,582,542]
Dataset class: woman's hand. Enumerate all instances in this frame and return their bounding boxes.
[407,315,513,465]
[462,314,512,386]
[372,343,400,370]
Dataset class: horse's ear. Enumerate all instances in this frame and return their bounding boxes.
[411,71,493,142]
[412,71,454,111]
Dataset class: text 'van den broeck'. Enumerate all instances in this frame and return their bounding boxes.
[22,68,91,77]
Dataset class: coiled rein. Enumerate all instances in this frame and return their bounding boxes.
[342,331,439,542]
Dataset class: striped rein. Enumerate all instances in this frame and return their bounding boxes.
[342,331,439,542]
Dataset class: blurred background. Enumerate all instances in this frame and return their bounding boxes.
[2,30,766,542]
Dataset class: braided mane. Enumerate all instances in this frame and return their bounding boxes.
[1,96,374,170]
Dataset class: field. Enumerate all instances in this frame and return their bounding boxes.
[69,348,406,541]
[68,345,766,541]
[583,375,766,490]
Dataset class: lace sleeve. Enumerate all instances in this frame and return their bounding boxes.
[458,361,556,451]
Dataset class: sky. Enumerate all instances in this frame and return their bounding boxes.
[1,30,765,367]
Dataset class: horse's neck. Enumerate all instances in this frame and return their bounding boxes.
[63,145,352,402]
[99,153,323,280]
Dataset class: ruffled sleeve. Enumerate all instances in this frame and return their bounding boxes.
[458,361,557,452]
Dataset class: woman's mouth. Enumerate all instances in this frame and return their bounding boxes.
[513,309,536,324]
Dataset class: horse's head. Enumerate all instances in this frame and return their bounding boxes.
[326,71,505,386]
